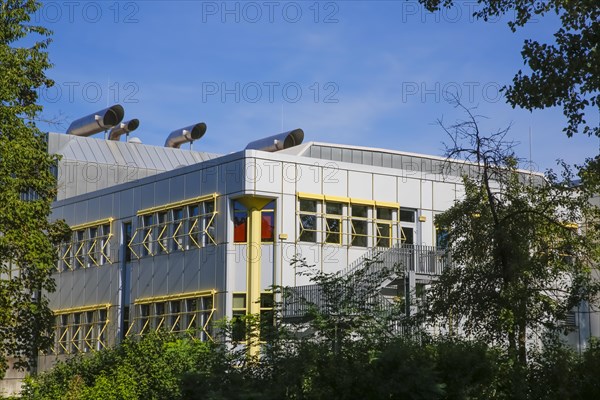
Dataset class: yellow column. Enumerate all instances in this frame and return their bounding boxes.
[237,196,272,356]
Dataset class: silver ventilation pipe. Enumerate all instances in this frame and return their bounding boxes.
[66,104,125,137]
[164,122,207,148]
[108,119,140,141]
[245,128,304,152]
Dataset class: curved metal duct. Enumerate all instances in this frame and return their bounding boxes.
[164,122,207,148]
[108,119,140,141]
[66,104,125,137]
[245,128,304,152]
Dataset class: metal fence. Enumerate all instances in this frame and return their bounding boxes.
[283,244,451,319]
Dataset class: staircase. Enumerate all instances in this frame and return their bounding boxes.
[282,244,450,320]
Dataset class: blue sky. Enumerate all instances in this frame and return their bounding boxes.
[34,1,599,172]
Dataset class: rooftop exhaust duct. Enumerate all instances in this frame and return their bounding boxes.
[66,104,125,137]
[108,119,140,141]
[245,128,304,152]
[164,122,207,148]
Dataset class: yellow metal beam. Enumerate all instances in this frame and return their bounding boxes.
[53,303,111,315]
[134,289,216,304]
[71,218,113,231]
[296,192,324,201]
[350,198,376,206]
[375,200,400,209]
[324,195,350,203]
[137,193,217,216]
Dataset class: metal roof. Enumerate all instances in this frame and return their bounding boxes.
[48,133,220,171]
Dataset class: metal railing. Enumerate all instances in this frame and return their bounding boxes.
[343,244,450,277]
[283,244,451,319]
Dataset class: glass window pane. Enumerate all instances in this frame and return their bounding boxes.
[352,220,368,247]
[352,205,368,218]
[377,207,393,220]
[299,199,316,212]
[261,211,275,241]
[232,294,246,309]
[325,202,342,215]
[299,215,317,242]
[400,208,416,223]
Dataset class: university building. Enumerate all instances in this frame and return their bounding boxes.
[1,105,597,394]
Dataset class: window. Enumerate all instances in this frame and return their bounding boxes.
[172,208,185,251]
[188,204,201,247]
[296,194,403,247]
[299,199,317,242]
[99,224,110,265]
[233,201,247,243]
[260,293,275,341]
[351,205,368,247]
[74,230,86,269]
[436,227,449,250]
[324,202,342,244]
[230,292,273,342]
[154,302,166,331]
[400,208,416,246]
[232,293,247,342]
[124,222,133,262]
[56,219,114,271]
[128,194,218,258]
[261,201,275,242]
[156,212,169,254]
[142,214,154,256]
[375,207,394,247]
[233,200,275,243]
[401,227,414,245]
[126,291,215,341]
[88,227,99,266]
[203,201,216,245]
[52,305,110,355]
[400,208,416,223]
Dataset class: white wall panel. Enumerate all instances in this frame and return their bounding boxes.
[433,182,456,211]
[254,159,282,194]
[348,171,372,199]
[373,174,397,203]
[322,164,347,197]
[421,180,433,210]
[420,210,435,246]
[296,163,321,194]
[282,162,299,195]
[398,178,420,209]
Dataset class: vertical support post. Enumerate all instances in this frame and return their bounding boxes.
[405,271,416,317]
[238,196,272,357]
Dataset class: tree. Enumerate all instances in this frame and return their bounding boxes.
[0,0,66,377]
[419,0,600,139]
[422,100,600,365]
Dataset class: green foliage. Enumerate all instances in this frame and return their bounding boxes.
[19,264,600,400]
[420,0,600,138]
[20,333,221,400]
[0,0,68,377]
[423,102,600,363]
